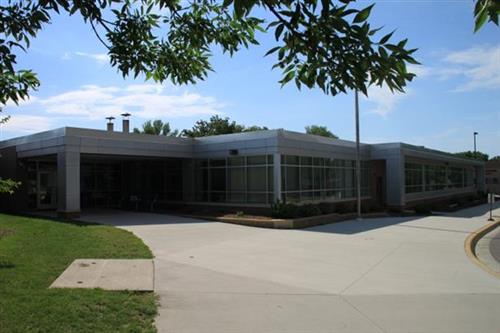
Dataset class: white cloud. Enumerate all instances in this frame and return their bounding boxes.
[0,115,54,135]
[125,84,164,94]
[61,52,71,60]
[18,84,224,120]
[4,96,38,107]
[74,52,109,64]
[364,85,408,117]
[440,45,500,91]
[407,64,430,78]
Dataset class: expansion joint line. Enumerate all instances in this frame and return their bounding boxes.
[339,242,404,295]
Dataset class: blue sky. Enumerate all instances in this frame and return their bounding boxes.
[2,1,500,157]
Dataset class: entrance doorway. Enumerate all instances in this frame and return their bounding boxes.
[37,170,57,210]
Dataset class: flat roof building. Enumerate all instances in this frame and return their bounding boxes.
[0,127,484,217]
[485,160,500,195]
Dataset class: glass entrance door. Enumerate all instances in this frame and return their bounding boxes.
[37,171,57,210]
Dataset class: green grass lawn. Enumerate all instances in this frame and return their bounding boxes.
[0,213,157,332]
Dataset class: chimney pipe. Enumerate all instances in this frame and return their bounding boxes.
[106,116,115,132]
[121,113,131,133]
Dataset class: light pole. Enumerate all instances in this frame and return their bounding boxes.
[355,90,361,220]
[473,132,478,157]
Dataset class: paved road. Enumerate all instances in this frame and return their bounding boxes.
[81,204,500,333]
[490,227,500,265]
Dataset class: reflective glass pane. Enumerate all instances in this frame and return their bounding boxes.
[286,166,300,191]
[284,193,300,203]
[210,159,226,167]
[210,169,226,191]
[228,167,245,191]
[300,167,313,190]
[228,156,245,166]
[267,167,274,192]
[248,193,267,204]
[248,167,267,191]
[285,155,300,165]
[313,157,324,166]
[247,155,267,165]
[301,156,312,166]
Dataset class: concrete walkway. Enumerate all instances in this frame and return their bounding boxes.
[50,259,154,291]
[81,203,500,333]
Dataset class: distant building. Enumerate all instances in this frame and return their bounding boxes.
[0,124,485,218]
[485,161,500,194]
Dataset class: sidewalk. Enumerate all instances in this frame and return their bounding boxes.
[82,203,500,333]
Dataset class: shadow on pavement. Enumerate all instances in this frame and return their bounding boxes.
[79,209,213,227]
[303,215,422,235]
[303,202,500,235]
[440,202,500,219]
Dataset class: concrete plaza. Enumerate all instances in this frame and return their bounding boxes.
[81,203,500,333]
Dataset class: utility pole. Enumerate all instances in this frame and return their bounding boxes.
[355,90,361,220]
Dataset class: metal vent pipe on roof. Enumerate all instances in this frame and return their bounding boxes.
[121,113,131,133]
[106,116,115,132]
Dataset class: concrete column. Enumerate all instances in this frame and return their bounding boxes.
[476,165,485,192]
[385,154,405,208]
[57,150,80,217]
[273,153,282,202]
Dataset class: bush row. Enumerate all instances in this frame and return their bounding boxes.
[270,200,379,219]
[412,193,486,215]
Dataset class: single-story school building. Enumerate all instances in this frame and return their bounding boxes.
[0,123,485,217]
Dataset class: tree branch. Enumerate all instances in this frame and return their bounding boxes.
[263,1,334,63]
[90,19,110,49]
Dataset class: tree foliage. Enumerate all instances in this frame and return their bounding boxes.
[305,125,338,138]
[1,0,423,113]
[181,115,267,137]
[489,155,500,161]
[454,151,489,162]
[133,119,179,136]
[0,178,20,194]
[474,0,500,32]
[0,118,18,194]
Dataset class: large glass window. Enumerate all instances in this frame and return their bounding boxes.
[284,166,300,191]
[405,162,475,194]
[194,155,274,205]
[405,163,424,193]
[280,155,371,203]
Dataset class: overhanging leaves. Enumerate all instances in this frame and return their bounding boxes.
[1,0,423,113]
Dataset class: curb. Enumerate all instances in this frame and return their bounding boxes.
[464,218,500,278]
[178,212,389,229]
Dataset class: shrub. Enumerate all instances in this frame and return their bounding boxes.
[235,211,245,217]
[369,202,383,213]
[431,202,446,211]
[388,206,403,214]
[318,202,336,214]
[361,204,372,214]
[297,204,322,217]
[270,200,299,219]
[335,202,350,214]
[414,204,432,215]
[466,194,477,202]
